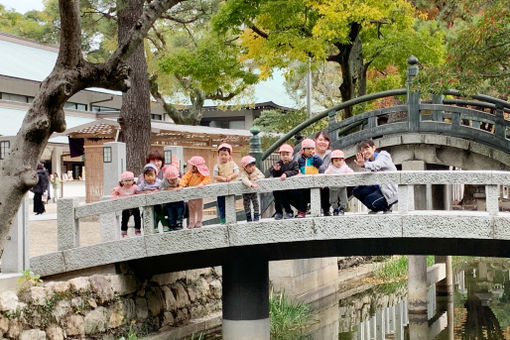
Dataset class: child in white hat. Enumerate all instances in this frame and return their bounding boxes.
[240,155,265,222]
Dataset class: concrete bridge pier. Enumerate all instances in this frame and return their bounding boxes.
[222,252,270,340]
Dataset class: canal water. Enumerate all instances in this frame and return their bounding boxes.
[301,257,510,339]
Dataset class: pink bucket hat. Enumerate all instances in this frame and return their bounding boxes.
[278,144,294,154]
[330,150,345,159]
[188,156,209,176]
[164,165,179,180]
[120,171,134,181]
[241,155,256,168]
[217,143,233,154]
[301,138,315,149]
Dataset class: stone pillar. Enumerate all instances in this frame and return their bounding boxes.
[249,127,262,170]
[406,56,420,132]
[51,146,63,179]
[408,313,428,340]
[1,195,29,273]
[269,257,338,304]
[103,142,126,196]
[435,256,453,296]
[408,255,428,314]
[222,254,269,340]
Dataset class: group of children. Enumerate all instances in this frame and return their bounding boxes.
[269,138,353,219]
[111,138,354,237]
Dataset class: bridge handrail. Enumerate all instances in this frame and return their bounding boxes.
[443,90,510,110]
[59,170,508,252]
[71,170,509,220]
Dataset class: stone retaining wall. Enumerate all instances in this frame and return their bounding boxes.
[0,267,222,339]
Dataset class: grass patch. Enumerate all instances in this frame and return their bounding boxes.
[270,289,316,339]
[374,256,408,282]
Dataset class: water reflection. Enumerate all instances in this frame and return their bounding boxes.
[301,258,510,340]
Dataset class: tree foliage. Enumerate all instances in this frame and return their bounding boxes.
[415,0,510,98]
[212,0,445,116]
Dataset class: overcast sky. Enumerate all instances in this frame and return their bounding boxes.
[0,0,301,108]
[0,0,44,13]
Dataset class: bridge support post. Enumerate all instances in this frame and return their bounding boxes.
[222,254,269,340]
[408,255,427,314]
[435,256,453,296]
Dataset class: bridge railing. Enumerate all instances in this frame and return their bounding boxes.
[55,170,509,252]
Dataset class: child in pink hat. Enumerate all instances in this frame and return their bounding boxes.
[239,155,265,222]
[180,156,210,228]
[111,171,141,237]
[161,165,185,230]
[325,149,353,215]
[213,143,240,224]
[269,143,301,220]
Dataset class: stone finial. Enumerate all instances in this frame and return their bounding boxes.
[250,126,261,136]
[407,55,419,65]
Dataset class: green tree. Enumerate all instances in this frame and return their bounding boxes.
[147,0,259,125]
[213,0,445,117]
[415,0,510,98]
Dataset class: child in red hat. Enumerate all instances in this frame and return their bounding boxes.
[161,165,185,230]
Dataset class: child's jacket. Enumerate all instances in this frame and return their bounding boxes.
[269,160,300,178]
[179,171,210,187]
[160,178,180,190]
[240,168,265,187]
[136,178,162,193]
[325,163,353,175]
[111,184,138,198]
[298,154,323,175]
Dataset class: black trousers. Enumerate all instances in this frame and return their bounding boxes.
[121,208,141,231]
[33,193,45,214]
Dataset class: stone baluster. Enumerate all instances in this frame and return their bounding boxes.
[485,184,499,215]
[99,195,119,241]
[432,94,444,122]
[397,184,413,214]
[225,194,237,224]
[143,205,155,234]
[57,198,79,250]
[310,188,321,217]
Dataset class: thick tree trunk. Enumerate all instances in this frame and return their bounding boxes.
[333,23,364,119]
[117,0,152,175]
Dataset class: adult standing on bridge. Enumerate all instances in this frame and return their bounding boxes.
[314,131,333,216]
[352,139,398,213]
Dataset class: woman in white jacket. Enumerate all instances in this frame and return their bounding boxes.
[353,139,398,213]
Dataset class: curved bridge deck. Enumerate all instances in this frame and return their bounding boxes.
[30,170,510,277]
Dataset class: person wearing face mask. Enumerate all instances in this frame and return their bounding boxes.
[352,139,398,213]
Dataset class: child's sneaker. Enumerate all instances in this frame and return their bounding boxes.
[253,213,260,221]
[332,209,339,216]
[175,222,183,230]
[154,228,160,233]
[296,212,306,218]
[246,213,252,222]
[163,226,171,232]
[219,218,226,224]
[134,230,141,236]
[338,208,345,215]
[274,213,283,220]
[285,212,294,219]
[121,231,128,238]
